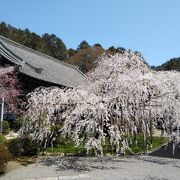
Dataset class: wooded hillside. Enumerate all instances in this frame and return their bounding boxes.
[152,58,180,72]
[1,21,180,73]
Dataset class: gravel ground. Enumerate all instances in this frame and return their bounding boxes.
[0,155,180,180]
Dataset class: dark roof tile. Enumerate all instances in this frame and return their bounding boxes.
[0,35,86,87]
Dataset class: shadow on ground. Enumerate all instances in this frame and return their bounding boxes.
[39,156,129,172]
[38,143,180,174]
[149,142,180,159]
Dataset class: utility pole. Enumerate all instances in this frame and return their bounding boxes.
[0,97,4,133]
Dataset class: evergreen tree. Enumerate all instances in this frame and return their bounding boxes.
[77,40,90,51]
[0,22,67,61]
[153,58,180,72]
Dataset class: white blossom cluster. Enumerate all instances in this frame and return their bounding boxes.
[21,51,180,155]
[0,66,14,77]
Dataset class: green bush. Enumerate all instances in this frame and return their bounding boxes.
[8,138,39,157]
[2,121,10,134]
[12,116,25,131]
[0,134,6,144]
[0,144,11,174]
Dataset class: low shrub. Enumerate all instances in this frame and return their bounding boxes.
[0,134,6,144]
[12,116,25,131]
[0,144,11,174]
[2,121,10,134]
[8,138,39,157]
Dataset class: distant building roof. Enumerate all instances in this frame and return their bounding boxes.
[0,35,86,87]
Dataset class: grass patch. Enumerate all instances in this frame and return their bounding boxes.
[46,138,86,156]
[128,135,167,154]
[45,135,167,156]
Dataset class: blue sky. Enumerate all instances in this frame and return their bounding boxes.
[0,0,180,65]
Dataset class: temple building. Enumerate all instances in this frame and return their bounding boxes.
[0,35,86,92]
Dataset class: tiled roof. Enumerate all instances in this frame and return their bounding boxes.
[0,35,86,87]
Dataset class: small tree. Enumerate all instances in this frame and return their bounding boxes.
[0,66,21,133]
[77,40,91,51]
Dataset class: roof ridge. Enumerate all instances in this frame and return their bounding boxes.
[0,40,44,73]
[74,66,87,77]
[0,40,24,65]
[0,35,78,70]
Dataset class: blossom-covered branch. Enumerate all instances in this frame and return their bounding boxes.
[21,51,180,155]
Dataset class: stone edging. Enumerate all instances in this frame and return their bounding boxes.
[27,173,89,180]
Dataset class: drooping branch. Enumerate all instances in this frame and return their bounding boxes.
[21,51,180,155]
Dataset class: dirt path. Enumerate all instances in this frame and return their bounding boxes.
[4,161,24,174]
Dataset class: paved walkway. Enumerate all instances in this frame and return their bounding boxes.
[0,155,180,180]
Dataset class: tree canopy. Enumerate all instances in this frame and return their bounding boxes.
[21,51,180,155]
[0,22,67,61]
[66,46,104,73]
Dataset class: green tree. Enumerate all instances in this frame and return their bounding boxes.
[152,58,180,72]
[108,46,126,55]
[41,33,67,61]
[0,22,9,37]
[68,48,77,58]
[0,22,67,62]
[93,43,103,48]
[77,40,91,51]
